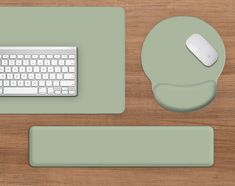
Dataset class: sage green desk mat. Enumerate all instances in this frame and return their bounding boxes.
[29,126,214,167]
[0,7,125,114]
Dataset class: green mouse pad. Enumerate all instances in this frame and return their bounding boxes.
[29,126,214,167]
[141,16,225,112]
[0,7,125,114]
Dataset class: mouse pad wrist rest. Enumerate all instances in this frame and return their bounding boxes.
[154,81,216,112]
[29,126,214,167]
[0,7,125,114]
[141,16,225,112]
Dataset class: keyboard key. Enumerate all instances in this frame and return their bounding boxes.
[66,60,75,66]
[39,81,45,86]
[60,81,75,86]
[39,87,47,94]
[3,55,9,58]
[30,60,36,65]
[10,55,16,59]
[10,80,17,86]
[23,60,30,65]
[69,55,75,58]
[18,81,24,86]
[4,87,38,94]
[64,74,75,79]
[39,55,45,59]
[32,81,38,87]
[48,87,54,94]
[17,55,24,59]
[4,80,10,86]
[0,74,6,79]
[32,55,38,59]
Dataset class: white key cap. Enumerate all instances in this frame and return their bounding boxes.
[48,87,54,94]
[9,60,15,65]
[62,55,67,59]
[0,88,2,94]
[46,81,52,86]
[30,60,36,65]
[0,67,4,72]
[64,73,75,79]
[36,74,42,79]
[51,60,57,65]
[26,66,33,72]
[39,87,47,94]
[57,74,63,79]
[25,81,31,86]
[59,60,65,65]
[44,60,50,65]
[4,80,10,86]
[54,55,60,59]
[49,74,56,79]
[40,55,45,59]
[32,55,38,59]
[14,74,20,79]
[0,81,2,86]
[12,67,18,72]
[38,60,43,65]
[62,90,68,94]
[43,74,49,79]
[16,60,22,66]
[69,67,75,72]
[25,55,31,58]
[5,67,11,72]
[48,67,53,72]
[69,90,75,94]
[32,81,38,86]
[55,90,61,94]
[18,81,24,86]
[3,55,9,58]
[66,60,75,66]
[7,74,13,79]
[33,66,40,72]
[19,67,25,72]
[41,67,47,72]
[2,60,8,65]
[39,81,45,86]
[28,73,34,79]
[17,55,24,59]
[23,60,29,65]
[10,80,17,86]
[69,55,75,59]
[53,81,59,86]
[0,74,6,79]
[55,67,61,72]
[62,67,68,72]
[3,87,38,94]
[47,55,53,59]
[21,74,27,79]
[60,81,75,86]
[10,55,16,59]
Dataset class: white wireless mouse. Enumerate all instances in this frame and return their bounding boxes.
[186,34,218,67]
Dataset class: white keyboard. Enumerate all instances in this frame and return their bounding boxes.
[0,47,77,96]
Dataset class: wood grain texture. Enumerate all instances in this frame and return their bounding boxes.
[0,0,235,185]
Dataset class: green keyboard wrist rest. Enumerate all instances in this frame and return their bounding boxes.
[153,81,216,112]
[29,126,214,167]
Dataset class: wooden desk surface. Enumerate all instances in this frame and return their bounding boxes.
[0,0,234,185]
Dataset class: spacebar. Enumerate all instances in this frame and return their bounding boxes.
[4,88,38,94]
